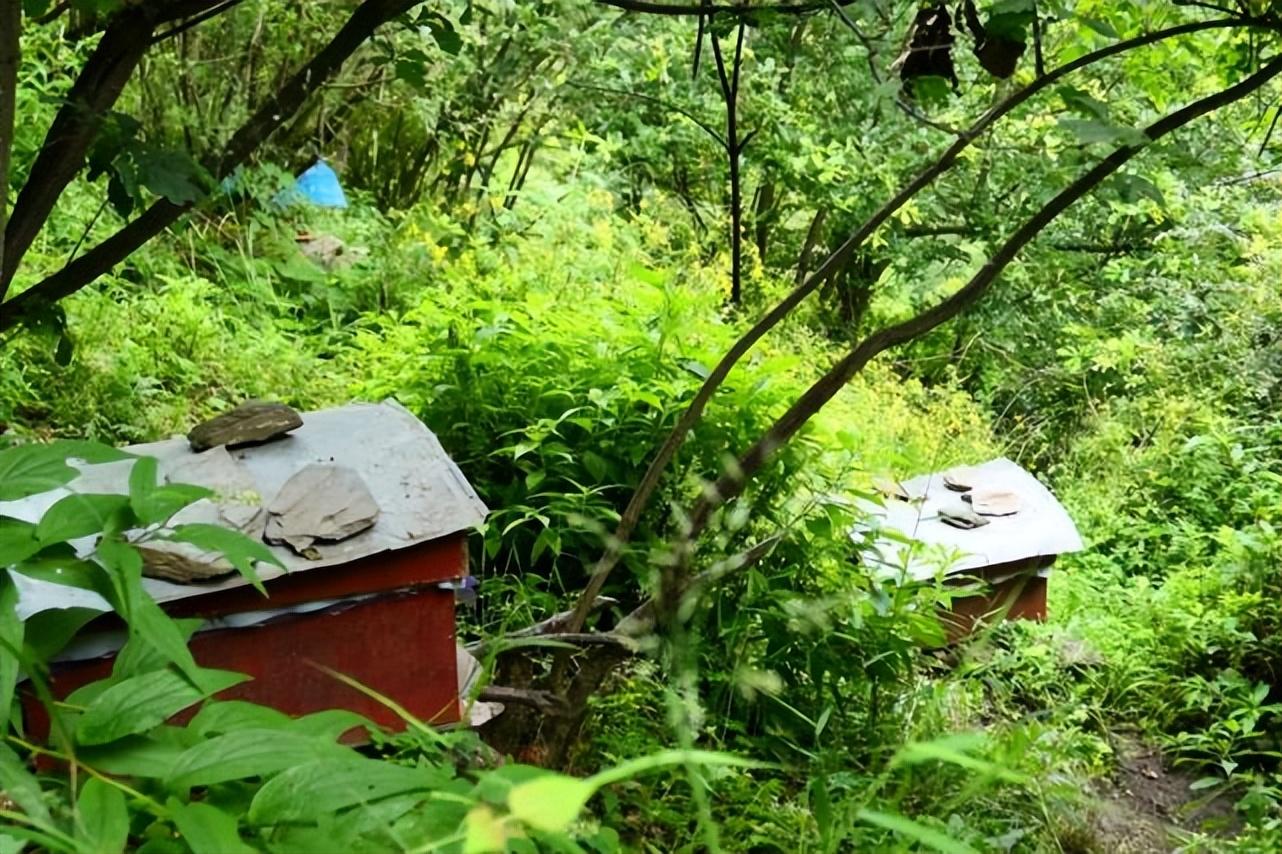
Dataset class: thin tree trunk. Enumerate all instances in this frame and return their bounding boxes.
[0,0,18,288]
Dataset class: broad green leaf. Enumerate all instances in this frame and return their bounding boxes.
[1078,15,1119,39]
[1058,86,1110,122]
[0,578,25,722]
[463,805,506,854]
[0,742,51,826]
[247,757,450,824]
[22,607,102,661]
[129,457,213,526]
[1059,118,1146,147]
[96,539,207,685]
[857,808,979,854]
[78,726,200,779]
[136,148,210,205]
[506,773,594,833]
[167,729,351,788]
[169,800,255,854]
[187,700,293,736]
[290,708,375,741]
[0,518,40,566]
[75,778,128,854]
[76,667,247,746]
[112,616,202,680]
[36,493,132,545]
[0,441,130,501]
[165,523,283,593]
[14,548,105,592]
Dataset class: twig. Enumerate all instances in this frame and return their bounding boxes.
[567,81,726,147]
[151,0,245,44]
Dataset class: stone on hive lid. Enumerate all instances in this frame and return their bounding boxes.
[264,464,380,555]
[188,400,303,452]
[938,502,990,529]
[137,504,268,583]
[136,447,268,583]
[943,466,980,492]
[966,488,1022,517]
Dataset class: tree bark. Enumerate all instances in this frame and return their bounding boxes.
[0,0,18,289]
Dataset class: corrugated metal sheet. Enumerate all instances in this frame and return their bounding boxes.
[856,457,1083,581]
[3,400,488,619]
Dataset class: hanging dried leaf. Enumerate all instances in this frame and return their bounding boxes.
[897,3,958,97]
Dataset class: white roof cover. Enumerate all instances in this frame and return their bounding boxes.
[2,400,488,619]
[856,457,1083,582]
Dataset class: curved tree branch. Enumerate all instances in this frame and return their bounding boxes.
[0,0,17,287]
[0,6,158,299]
[560,14,1277,636]
[0,0,425,332]
[661,52,1282,613]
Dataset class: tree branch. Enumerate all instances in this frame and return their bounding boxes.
[0,0,425,332]
[669,53,1282,596]
[0,0,18,289]
[597,0,845,17]
[559,15,1274,637]
[0,7,157,300]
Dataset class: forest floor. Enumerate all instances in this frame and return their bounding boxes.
[1081,736,1239,853]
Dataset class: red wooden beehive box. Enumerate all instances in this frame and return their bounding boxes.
[11,401,488,735]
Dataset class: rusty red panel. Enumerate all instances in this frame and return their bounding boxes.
[165,535,468,620]
[939,572,1047,643]
[26,589,461,742]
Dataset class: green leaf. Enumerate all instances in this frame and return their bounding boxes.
[0,441,130,501]
[187,700,293,736]
[0,741,51,826]
[289,708,375,741]
[0,578,25,723]
[76,668,248,746]
[426,14,462,55]
[12,550,103,592]
[135,148,210,205]
[167,729,352,788]
[96,539,207,685]
[78,726,200,779]
[1078,15,1119,39]
[169,800,255,854]
[857,808,979,854]
[506,774,594,833]
[22,607,102,661]
[247,758,450,824]
[36,493,132,545]
[1059,118,1146,147]
[128,457,213,526]
[75,778,129,854]
[165,523,283,593]
[1058,86,1110,122]
[1112,173,1165,207]
[0,517,40,567]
